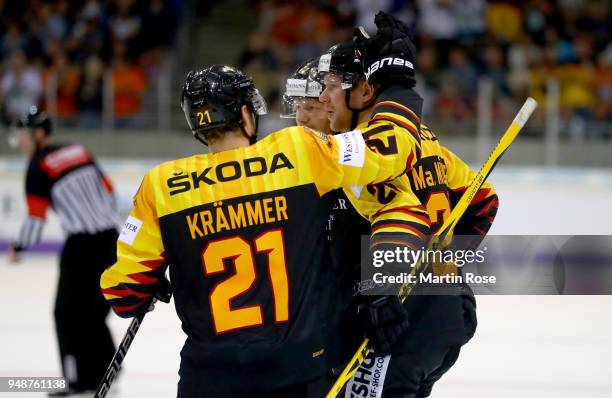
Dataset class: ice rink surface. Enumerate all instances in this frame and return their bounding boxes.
[1,257,612,397]
[1,170,612,397]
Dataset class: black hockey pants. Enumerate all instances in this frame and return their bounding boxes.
[54,229,117,390]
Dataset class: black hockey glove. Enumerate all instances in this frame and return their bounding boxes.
[154,276,172,303]
[146,276,172,312]
[358,295,410,355]
[353,11,417,88]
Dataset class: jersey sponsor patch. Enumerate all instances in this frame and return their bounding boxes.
[344,355,391,398]
[334,130,366,167]
[286,79,322,97]
[286,78,308,97]
[318,53,331,72]
[118,216,143,245]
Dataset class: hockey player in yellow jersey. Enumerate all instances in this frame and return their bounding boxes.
[281,58,332,136]
[100,65,432,398]
[315,12,499,397]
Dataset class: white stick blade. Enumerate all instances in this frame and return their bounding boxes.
[513,97,538,128]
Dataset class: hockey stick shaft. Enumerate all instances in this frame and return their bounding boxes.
[326,98,538,398]
[94,305,150,398]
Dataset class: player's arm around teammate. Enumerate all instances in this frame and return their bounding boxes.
[100,64,438,398]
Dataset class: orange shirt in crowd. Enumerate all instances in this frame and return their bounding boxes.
[112,64,148,117]
[43,67,81,118]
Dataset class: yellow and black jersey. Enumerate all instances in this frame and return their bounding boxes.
[362,93,499,240]
[348,119,431,249]
[100,125,423,392]
[408,123,499,239]
[351,90,498,352]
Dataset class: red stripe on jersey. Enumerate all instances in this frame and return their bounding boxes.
[126,273,158,284]
[40,145,91,178]
[474,226,487,236]
[371,223,426,239]
[140,258,165,270]
[102,288,131,298]
[475,198,499,217]
[471,188,491,204]
[371,114,419,137]
[26,195,50,219]
[405,151,415,172]
[113,301,147,313]
[374,101,421,124]
[102,175,114,193]
[103,287,150,299]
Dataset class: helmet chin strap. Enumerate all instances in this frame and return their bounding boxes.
[194,132,208,146]
[344,89,377,131]
[238,123,256,145]
[238,114,258,145]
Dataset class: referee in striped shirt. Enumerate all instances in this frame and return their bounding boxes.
[8,107,118,396]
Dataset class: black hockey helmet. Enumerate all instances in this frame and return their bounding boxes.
[280,58,324,118]
[316,42,363,90]
[317,42,370,130]
[17,106,52,135]
[181,65,267,146]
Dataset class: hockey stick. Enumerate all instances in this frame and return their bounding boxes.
[94,298,161,398]
[326,97,538,398]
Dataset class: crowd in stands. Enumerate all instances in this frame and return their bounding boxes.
[241,0,611,138]
[0,0,180,128]
[2,1,609,137]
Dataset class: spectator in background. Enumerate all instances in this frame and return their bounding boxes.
[1,21,29,59]
[444,46,478,95]
[239,31,280,103]
[137,0,178,74]
[32,0,70,56]
[506,34,539,101]
[269,3,302,46]
[77,55,105,128]
[239,31,279,72]
[435,75,472,122]
[543,26,574,63]
[482,43,518,120]
[108,0,141,53]
[482,44,509,97]
[67,5,108,63]
[559,34,597,139]
[417,0,458,65]
[485,1,522,43]
[415,44,441,117]
[43,51,81,123]
[0,51,43,125]
[454,0,486,42]
[110,40,147,127]
[292,3,334,66]
[595,46,612,128]
[354,0,392,32]
[528,45,557,110]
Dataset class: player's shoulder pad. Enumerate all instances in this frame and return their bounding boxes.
[302,125,331,144]
[270,125,333,149]
[144,157,194,197]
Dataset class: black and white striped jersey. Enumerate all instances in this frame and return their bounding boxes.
[13,143,118,251]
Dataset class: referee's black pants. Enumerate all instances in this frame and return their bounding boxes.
[54,229,118,391]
